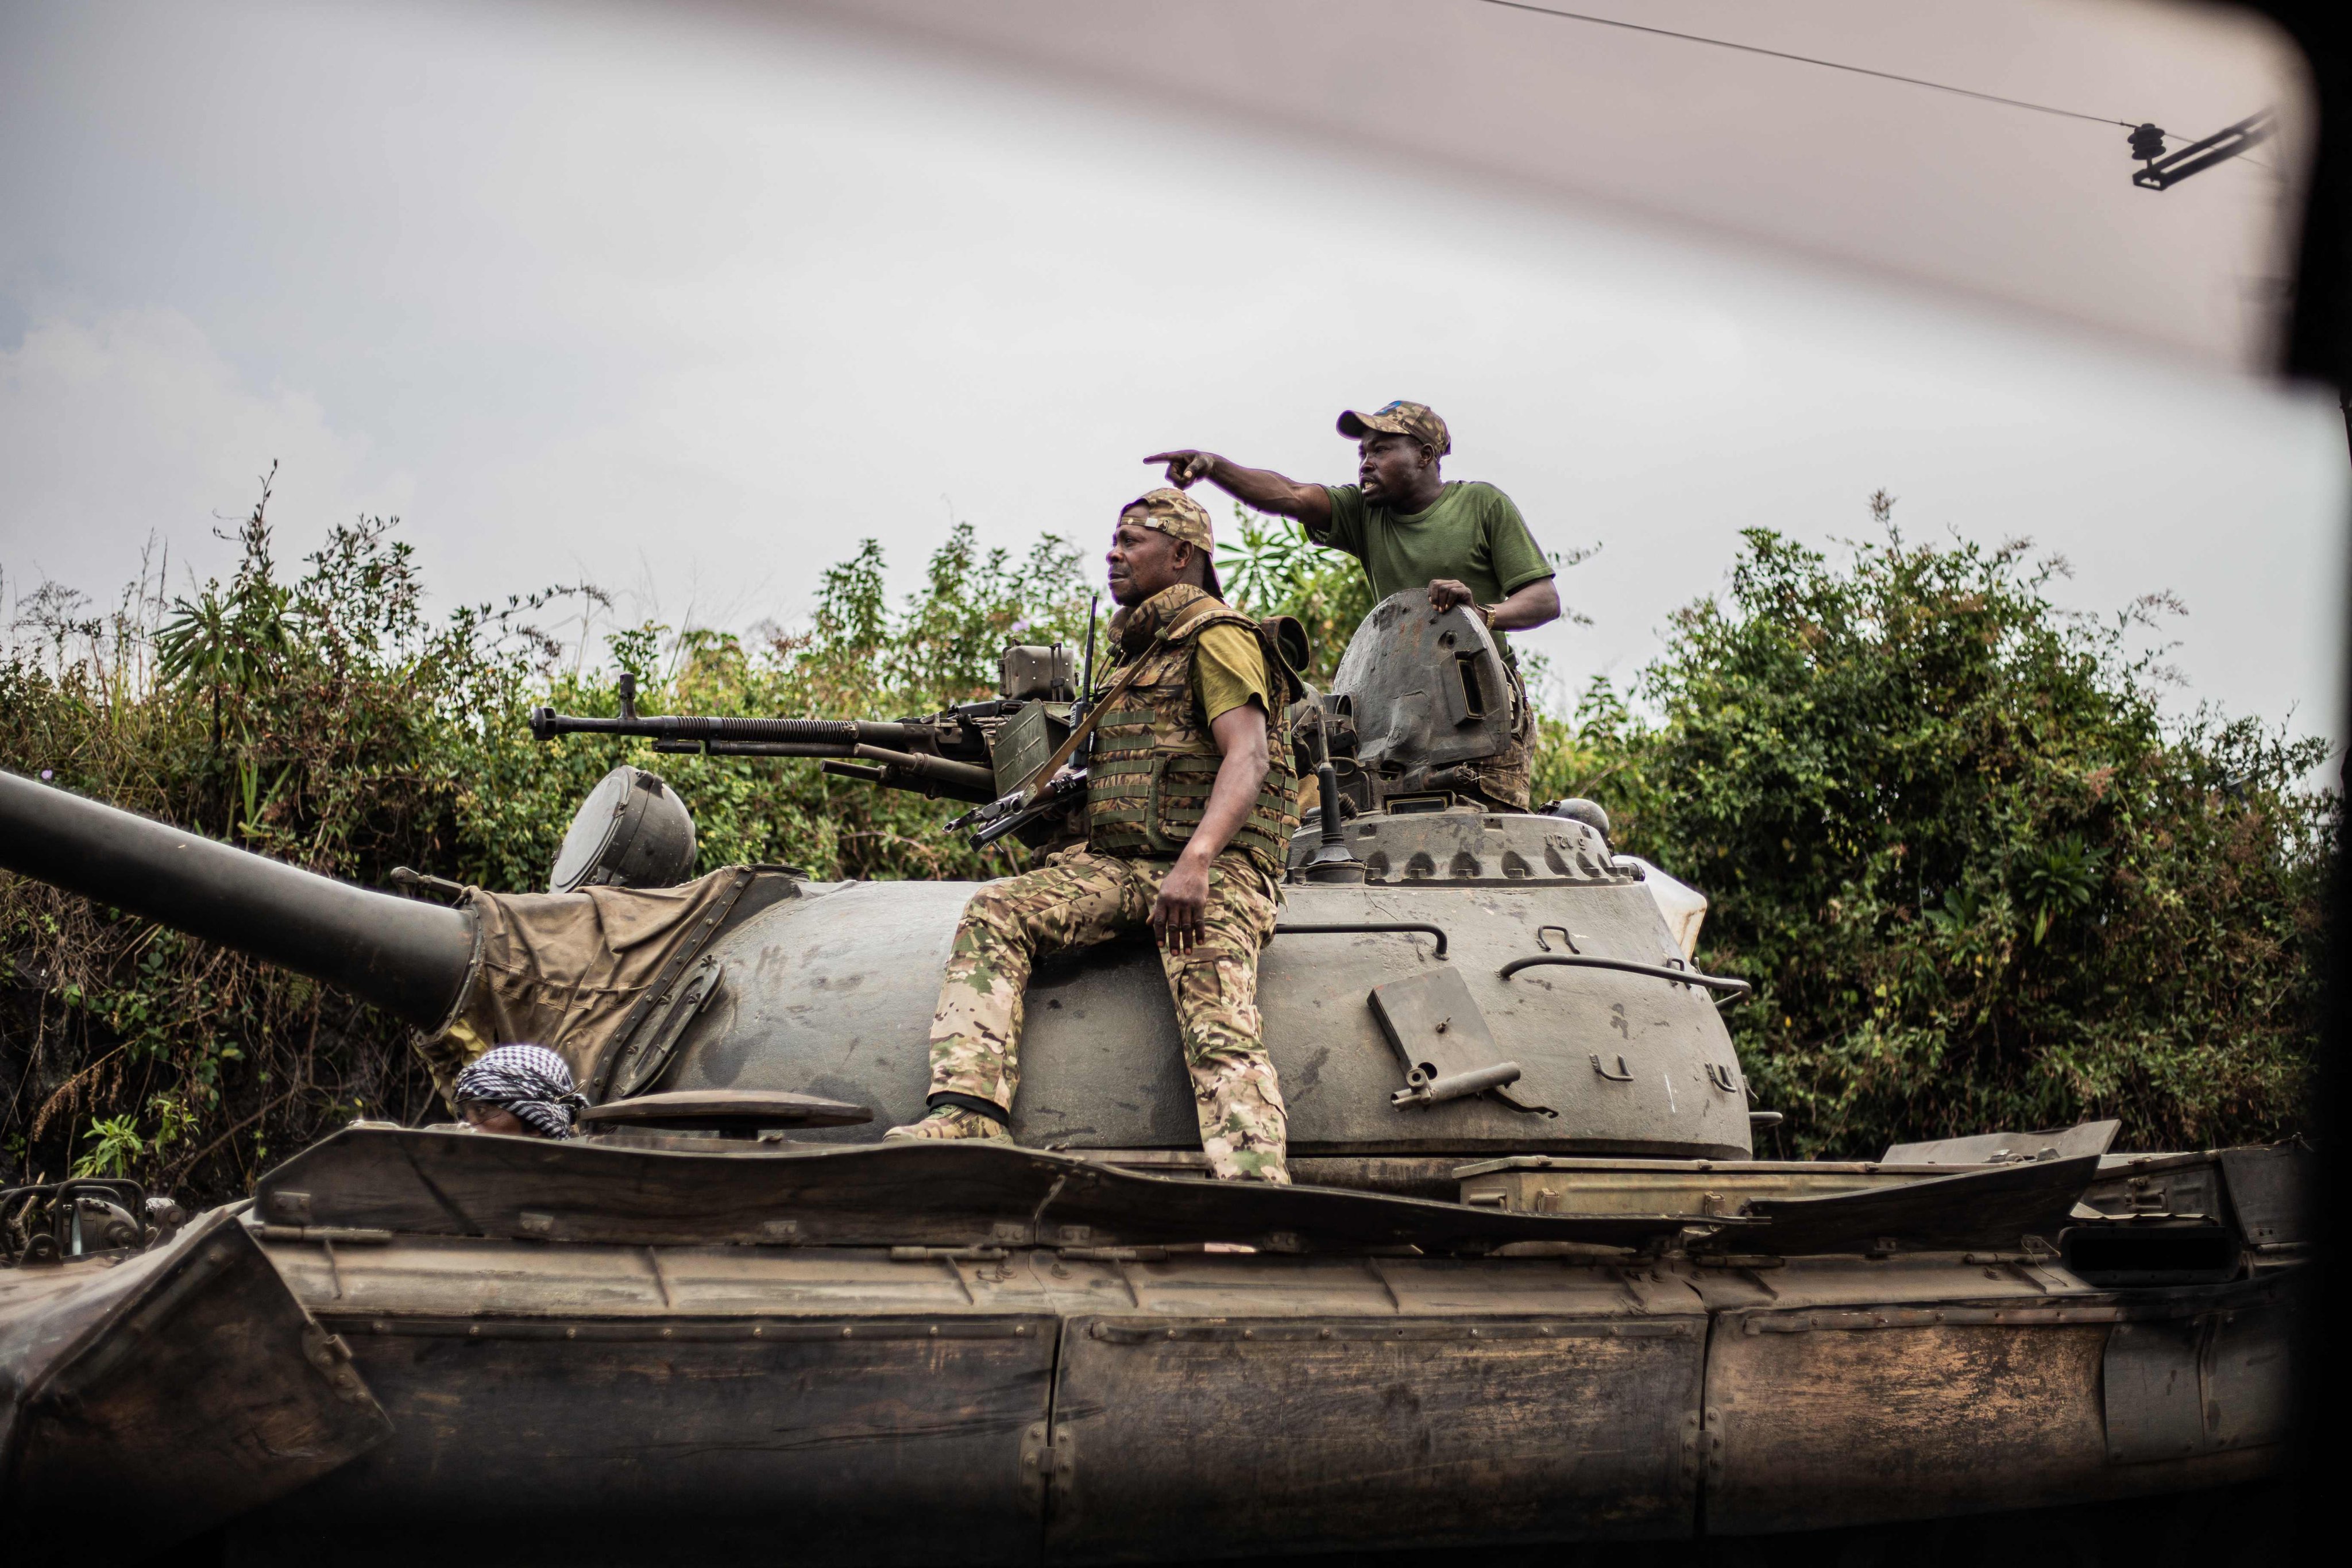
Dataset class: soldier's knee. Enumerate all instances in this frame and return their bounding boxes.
[958,886,1028,943]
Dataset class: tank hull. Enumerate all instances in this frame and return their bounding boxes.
[2,1129,2301,1566]
[226,1225,2288,1565]
[0,1211,389,1565]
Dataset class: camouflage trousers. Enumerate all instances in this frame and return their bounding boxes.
[926,846,1289,1183]
[1472,659,1536,810]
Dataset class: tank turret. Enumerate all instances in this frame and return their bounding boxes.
[0,598,1763,1166]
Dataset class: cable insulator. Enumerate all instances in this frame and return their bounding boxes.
[2129,123,2167,162]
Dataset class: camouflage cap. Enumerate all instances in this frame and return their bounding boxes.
[1121,486,1215,551]
[1337,400,1451,457]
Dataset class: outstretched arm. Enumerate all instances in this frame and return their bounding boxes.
[1427,576,1561,632]
[1145,451,1334,530]
[1148,702,1270,955]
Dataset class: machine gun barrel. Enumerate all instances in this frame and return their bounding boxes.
[529,710,930,750]
[0,769,477,1029]
[529,708,998,802]
[837,744,996,796]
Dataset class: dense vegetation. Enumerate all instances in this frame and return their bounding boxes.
[1540,496,2333,1157]
[1,484,2330,1196]
[1,477,1088,1196]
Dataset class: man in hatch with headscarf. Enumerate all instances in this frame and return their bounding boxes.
[884,488,1302,1181]
[453,1044,590,1139]
[1147,401,1561,810]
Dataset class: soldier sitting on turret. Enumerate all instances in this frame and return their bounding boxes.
[884,489,1301,1181]
[1148,400,1560,810]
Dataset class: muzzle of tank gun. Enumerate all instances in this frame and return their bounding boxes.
[0,768,478,1029]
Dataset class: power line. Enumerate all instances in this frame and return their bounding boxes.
[1474,1,2137,130]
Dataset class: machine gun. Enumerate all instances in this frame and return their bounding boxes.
[533,601,1328,854]
[950,597,1100,849]
[530,643,1092,849]
[531,674,1002,803]
[951,768,1088,849]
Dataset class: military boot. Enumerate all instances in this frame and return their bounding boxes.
[882,1104,1011,1142]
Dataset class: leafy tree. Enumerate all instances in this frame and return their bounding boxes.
[1216,507,1374,683]
[1552,496,2332,1156]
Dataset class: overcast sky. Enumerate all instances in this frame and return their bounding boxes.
[2,0,2344,751]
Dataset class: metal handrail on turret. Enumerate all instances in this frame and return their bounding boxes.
[1498,952,1752,999]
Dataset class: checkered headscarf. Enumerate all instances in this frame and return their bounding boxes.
[453,1044,588,1139]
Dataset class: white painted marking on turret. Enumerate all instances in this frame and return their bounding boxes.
[1662,1072,1677,1114]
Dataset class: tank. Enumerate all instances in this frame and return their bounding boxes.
[0,591,2308,1566]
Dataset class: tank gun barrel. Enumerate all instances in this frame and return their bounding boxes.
[0,769,475,1028]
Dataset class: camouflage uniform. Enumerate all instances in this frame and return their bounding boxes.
[924,845,1287,1181]
[896,489,1301,1182]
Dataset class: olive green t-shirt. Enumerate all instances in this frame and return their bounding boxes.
[1312,480,1552,610]
[1193,623,1272,729]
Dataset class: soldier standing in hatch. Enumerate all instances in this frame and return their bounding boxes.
[1147,401,1559,809]
[885,489,1301,1182]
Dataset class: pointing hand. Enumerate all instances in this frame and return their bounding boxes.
[1144,450,1215,489]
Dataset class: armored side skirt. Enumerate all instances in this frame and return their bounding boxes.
[215,1236,2293,1565]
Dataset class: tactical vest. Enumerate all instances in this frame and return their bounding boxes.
[1087,585,1300,878]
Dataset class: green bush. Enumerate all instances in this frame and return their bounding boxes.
[1544,496,2333,1158]
[1215,508,1376,684]
[1,477,1087,1199]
